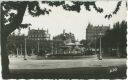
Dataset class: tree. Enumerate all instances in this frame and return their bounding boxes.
[7,34,26,56]
[80,39,88,48]
[101,20,127,57]
[7,33,17,55]
[1,1,127,77]
[53,32,75,54]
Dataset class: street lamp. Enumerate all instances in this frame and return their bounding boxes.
[37,38,40,53]
[24,38,27,60]
[16,48,19,57]
[99,32,103,60]
[21,44,23,56]
[52,39,54,54]
[94,37,97,54]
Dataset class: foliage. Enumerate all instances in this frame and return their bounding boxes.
[50,53,84,57]
[80,39,89,48]
[7,33,17,54]
[105,1,122,19]
[101,20,127,57]
[53,32,75,54]
[53,32,76,43]
[1,1,125,36]
[26,39,52,55]
[42,1,103,13]
[7,34,26,55]
[28,1,51,17]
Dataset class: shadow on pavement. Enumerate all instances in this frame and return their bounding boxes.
[4,65,127,79]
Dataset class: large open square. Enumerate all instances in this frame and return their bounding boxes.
[7,55,127,79]
[1,0,127,79]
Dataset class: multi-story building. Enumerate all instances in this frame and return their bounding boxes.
[28,27,50,40]
[86,23,110,46]
[26,28,51,54]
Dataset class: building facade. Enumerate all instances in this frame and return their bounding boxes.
[86,23,110,46]
[28,28,50,40]
[26,28,51,55]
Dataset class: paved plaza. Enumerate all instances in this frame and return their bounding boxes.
[9,55,126,69]
[5,55,127,79]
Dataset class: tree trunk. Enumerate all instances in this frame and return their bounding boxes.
[1,2,27,78]
[1,32,9,78]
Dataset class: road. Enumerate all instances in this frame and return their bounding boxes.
[6,55,127,79]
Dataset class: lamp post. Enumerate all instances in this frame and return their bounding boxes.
[37,38,40,53]
[63,34,66,54]
[99,32,103,60]
[95,37,97,54]
[52,40,54,54]
[21,44,23,56]
[24,38,27,60]
[16,48,19,57]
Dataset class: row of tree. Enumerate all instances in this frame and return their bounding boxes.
[80,20,127,58]
[7,33,25,55]
[7,31,76,55]
[89,21,127,57]
[101,20,127,57]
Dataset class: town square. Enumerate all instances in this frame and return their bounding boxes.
[1,0,127,79]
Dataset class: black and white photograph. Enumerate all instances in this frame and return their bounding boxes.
[0,0,127,79]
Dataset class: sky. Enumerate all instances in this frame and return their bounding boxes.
[15,1,127,41]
